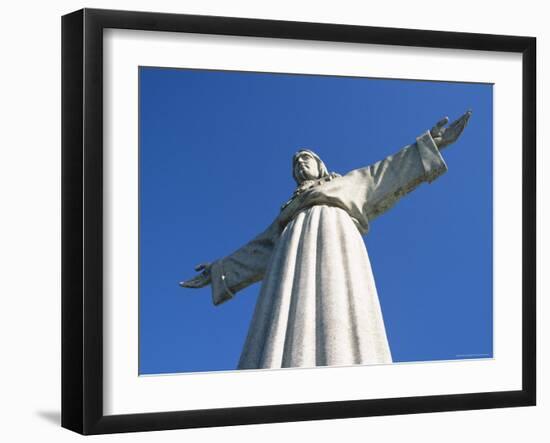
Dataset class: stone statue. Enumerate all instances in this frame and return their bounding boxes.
[180,111,472,370]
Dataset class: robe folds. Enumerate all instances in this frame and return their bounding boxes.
[209,131,448,369]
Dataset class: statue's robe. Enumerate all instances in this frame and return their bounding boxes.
[209,132,447,369]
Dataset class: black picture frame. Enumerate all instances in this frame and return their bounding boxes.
[61,8,536,435]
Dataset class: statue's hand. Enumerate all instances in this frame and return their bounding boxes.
[179,263,212,288]
[430,110,472,150]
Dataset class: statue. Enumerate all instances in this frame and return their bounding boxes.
[180,111,472,370]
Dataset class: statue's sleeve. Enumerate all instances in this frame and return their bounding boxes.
[209,220,280,306]
[344,131,448,223]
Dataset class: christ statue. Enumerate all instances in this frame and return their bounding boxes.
[180,111,472,370]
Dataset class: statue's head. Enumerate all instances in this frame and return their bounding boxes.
[292,149,330,184]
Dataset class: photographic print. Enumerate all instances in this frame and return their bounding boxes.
[138,67,493,375]
[62,9,535,433]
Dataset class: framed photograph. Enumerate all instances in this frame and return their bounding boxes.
[61,8,536,435]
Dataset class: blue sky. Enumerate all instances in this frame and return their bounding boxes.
[139,66,493,374]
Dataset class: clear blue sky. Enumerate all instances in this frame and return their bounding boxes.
[139,66,493,374]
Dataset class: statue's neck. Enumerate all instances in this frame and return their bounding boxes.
[280,172,340,211]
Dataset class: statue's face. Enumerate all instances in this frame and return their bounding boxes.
[294,152,320,183]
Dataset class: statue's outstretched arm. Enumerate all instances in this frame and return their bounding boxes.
[179,219,281,305]
[340,110,472,224]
